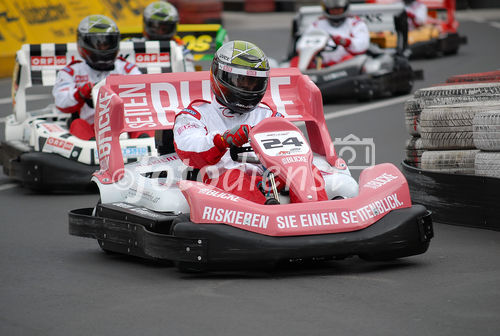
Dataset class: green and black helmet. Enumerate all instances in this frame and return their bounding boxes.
[210,41,270,114]
[143,1,179,41]
[77,15,120,71]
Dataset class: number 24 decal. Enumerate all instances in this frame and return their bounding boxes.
[261,137,304,149]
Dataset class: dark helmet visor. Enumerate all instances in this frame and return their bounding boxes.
[220,71,268,93]
[145,20,177,39]
[83,33,119,51]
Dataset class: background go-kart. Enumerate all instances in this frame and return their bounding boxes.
[1,7,500,336]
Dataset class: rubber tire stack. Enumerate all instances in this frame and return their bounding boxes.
[404,82,500,176]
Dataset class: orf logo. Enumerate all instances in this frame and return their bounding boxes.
[31,56,66,67]
[135,53,158,63]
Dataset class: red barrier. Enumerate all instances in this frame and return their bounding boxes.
[244,0,276,13]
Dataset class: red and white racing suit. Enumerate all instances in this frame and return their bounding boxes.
[303,16,370,66]
[173,98,328,204]
[52,58,143,140]
[405,1,428,30]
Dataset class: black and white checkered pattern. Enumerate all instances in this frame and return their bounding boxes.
[19,41,174,88]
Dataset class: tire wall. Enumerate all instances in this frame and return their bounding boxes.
[403,82,500,178]
[402,79,500,228]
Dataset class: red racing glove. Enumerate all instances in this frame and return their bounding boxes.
[332,35,352,48]
[406,11,416,19]
[220,124,250,148]
[74,81,93,103]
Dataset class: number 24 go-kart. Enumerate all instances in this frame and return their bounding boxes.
[68,68,433,272]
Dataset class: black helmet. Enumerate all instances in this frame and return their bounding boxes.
[321,0,350,27]
[210,41,270,114]
[143,1,179,41]
[77,15,120,71]
[403,0,415,4]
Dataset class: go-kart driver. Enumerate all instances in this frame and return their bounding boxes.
[143,1,195,72]
[143,1,196,155]
[302,0,370,68]
[53,15,150,140]
[173,40,328,204]
[404,0,428,30]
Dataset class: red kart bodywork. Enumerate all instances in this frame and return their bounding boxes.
[93,68,338,184]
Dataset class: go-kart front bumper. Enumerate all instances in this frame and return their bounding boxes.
[1,141,97,192]
[69,203,433,270]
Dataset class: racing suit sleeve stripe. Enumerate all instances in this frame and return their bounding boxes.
[56,102,83,114]
[52,70,83,114]
[174,140,226,169]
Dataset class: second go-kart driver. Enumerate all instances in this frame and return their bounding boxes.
[142,1,196,155]
[302,0,370,68]
[52,15,148,140]
[142,1,195,72]
[173,40,328,204]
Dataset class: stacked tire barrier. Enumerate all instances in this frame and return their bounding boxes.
[402,81,500,230]
[404,83,500,174]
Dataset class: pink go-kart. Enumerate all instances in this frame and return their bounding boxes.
[68,68,433,272]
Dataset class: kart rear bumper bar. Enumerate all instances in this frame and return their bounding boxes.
[69,204,433,269]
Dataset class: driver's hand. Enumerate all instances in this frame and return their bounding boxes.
[332,35,351,48]
[221,124,250,147]
[74,81,93,103]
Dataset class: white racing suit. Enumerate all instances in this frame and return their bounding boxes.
[173,98,279,179]
[303,16,370,66]
[173,98,328,204]
[53,58,141,124]
[405,1,428,30]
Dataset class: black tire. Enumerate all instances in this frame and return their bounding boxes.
[421,149,478,174]
[392,56,414,95]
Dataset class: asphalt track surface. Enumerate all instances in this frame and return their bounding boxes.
[1,10,500,336]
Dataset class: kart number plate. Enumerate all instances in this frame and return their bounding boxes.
[254,130,310,156]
